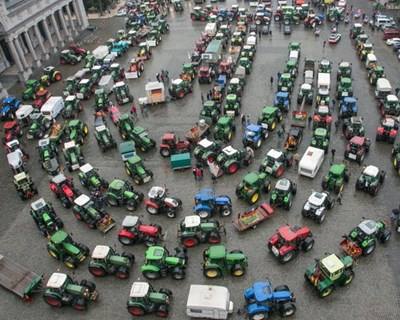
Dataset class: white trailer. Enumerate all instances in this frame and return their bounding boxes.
[138,81,166,106]
[298,146,325,178]
[41,96,64,120]
[92,45,109,62]
[317,73,330,96]
[98,75,114,95]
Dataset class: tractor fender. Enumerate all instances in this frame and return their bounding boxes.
[144,199,159,209]
[118,228,137,240]
[159,143,170,150]
[246,303,271,317]
[88,259,106,270]
[140,263,160,274]
[278,245,297,256]
[215,195,231,206]
[203,261,223,273]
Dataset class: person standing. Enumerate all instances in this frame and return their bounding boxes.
[293,152,300,168]
[331,148,336,163]
[277,72,281,81]
[334,119,340,133]
[336,192,342,205]
[323,40,326,48]
[307,115,313,128]
[192,167,198,181]
[201,93,205,104]
[241,113,246,128]
[270,76,274,87]
[130,103,138,120]
[156,73,160,82]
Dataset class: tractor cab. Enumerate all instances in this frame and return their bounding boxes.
[33,88,51,108]
[144,246,167,265]
[180,215,202,231]
[337,61,352,80]
[137,42,151,60]
[41,66,62,85]
[347,136,370,157]
[320,254,345,281]
[274,91,290,112]
[383,95,400,116]
[380,117,398,132]
[91,245,116,263]
[278,73,292,92]
[339,97,358,118]
[312,127,329,144]
[214,116,235,141]
[338,77,353,98]
[224,94,240,115]
[107,179,132,200]
[360,42,374,59]
[274,178,291,197]
[227,78,243,96]
[318,59,331,73]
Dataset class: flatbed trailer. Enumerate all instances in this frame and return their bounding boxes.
[185,122,210,144]
[0,255,42,301]
[233,203,274,231]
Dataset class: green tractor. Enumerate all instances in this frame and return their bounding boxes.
[180,63,196,82]
[213,116,236,142]
[297,83,313,105]
[278,73,293,93]
[76,78,94,100]
[259,148,293,178]
[40,66,62,87]
[178,215,225,248]
[63,77,78,97]
[310,128,330,153]
[359,42,374,62]
[106,179,144,211]
[114,81,133,105]
[392,143,400,174]
[224,94,241,116]
[47,230,89,269]
[90,65,103,85]
[64,119,88,145]
[368,65,385,86]
[30,198,63,237]
[337,77,353,99]
[202,245,248,278]
[37,138,58,168]
[269,178,297,210]
[322,163,350,194]
[236,171,271,204]
[337,61,352,81]
[22,79,42,101]
[141,246,188,280]
[381,94,400,117]
[285,59,298,78]
[238,57,252,75]
[258,106,283,131]
[216,146,253,175]
[172,0,184,12]
[72,194,116,233]
[88,245,134,279]
[94,122,117,152]
[118,113,136,139]
[13,172,38,200]
[350,22,363,39]
[169,78,192,100]
[26,112,51,139]
[63,141,84,172]
[305,253,354,298]
[199,100,221,125]
[60,49,82,65]
[117,115,155,152]
[43,273,98,310]
[227,78,243,97]
[127,282,172,317]
[193,138,223,164]
[62,95,82,119]
[94,88,110,112]
[125,155,154,185]
[78,163,108,192]
[84,53,95,69]
[240,45,256,61]
[318,59,332,73]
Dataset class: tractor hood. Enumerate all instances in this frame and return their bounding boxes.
[63,242,81,256]
[109,255,129,266]
[149,292,168,304]
[165,256,182,266]
[66,284,85,296]
[89,175,101,187]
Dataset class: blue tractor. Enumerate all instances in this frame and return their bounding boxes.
[274,92,290,113]
[243,123,269,149]
[339,97,358,119]
[1,96,21,120]
[193,188,232,219]
[244,280,297,320]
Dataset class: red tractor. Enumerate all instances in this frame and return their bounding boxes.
[69,44,87,57]
[376,117,398,144]
[267,224,314,264]
[195,39,207,54]
[33,88,51,109]
[198,65,215,84]
[218,59,234,78]
[312,105,332,130]
[159,132,191,158]
[3,120,22,144]
[118,215,163,246]
[344,136,370,164]
[49,173,80,208]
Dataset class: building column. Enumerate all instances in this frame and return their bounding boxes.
[75,0,89,29]
[24,30,41,68]
[14,36,29,71]
[0,82,8,99]
[51,12,64,47]
[6,38,27,82]
[58,9,73,41]
[66,4,78,36]
[42,18,57,53]
[34,24,50,60]
[71,0,83,29]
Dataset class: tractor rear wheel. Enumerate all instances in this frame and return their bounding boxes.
[107,197,118,206]
[182,237,199,248]
[126,200,137,211]
[128,306,145,316]
[342,269,354,286]
[231,264,245,277]
[249,192,260,204]
[362,241,376,256]
[160,148,170,157]
[47,249,59,260]
[220,205,232,217]
[44,295,62,308]
[146,206,158,215]
[89,266,107,277]
[204,267,221,278]
[227,162,239,174]
[250,312,267,320]
[73,298,87,311]
[302,237,314,251]
[64,257,77,269]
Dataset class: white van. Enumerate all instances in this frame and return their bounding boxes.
[186,285,233,319]
[98,74,114,95]
[317,73,330,95]
[375,17,392,28]
[298,146,325,178]
[205,23,217,37]
[41,96,64,120]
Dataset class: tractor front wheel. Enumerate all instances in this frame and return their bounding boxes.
[44,295,62,308]
[250,312,267,320]
[64,258,77,269]
[280,251,295,263]
[126,200,138,211]
[172,267,185,280]
[146,206,159,215]
[204,268,221,278]
[362,241,376,256]
[160,148,171,157]
[128,306,145,316]
[116,266,130,279]
[156,304,169,318]
[302,237,314,251]
[319,286,333,298]
[143,270,160,280]
[207,232,221,244]
[182,237,199,248]
[89,266,107,277]
[220,205,232,217]
[342,269,354,286]
[249,192,260,204]
[73,298,87,311]
[231,264,245,277]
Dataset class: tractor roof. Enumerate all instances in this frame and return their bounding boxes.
[148,186,165,199]
[74,194,91,207]
[363,165,379,177]
[230,78,239,85]
[208,245,226,259]
[31,198,46,211]
[301,83,312,91]
[198,138,213,149]
[358,220,378,235]
[145,246,165,260]
[14,171,27,181]
[339,61,350,68]
[314,127,327,136]
[109,179,126,190]
[277,91,289,98]
[277,225,300,242]
[79,163,93,174]
[196,188,215,201]
[79,79,90,85]
[341,77,352,84]
[114,81,125,88]
[226,94,237,100]
[350,116,362,124]
[308,191,327,207]
[353,23,362,28]
[162,132,175,141]
[38,138,50,147]
[46,273,67,289]
[65,95,76,102]
[68,119,81,127]
[92,245,111,259]
[344,96,357,104]
[127,155,142,165]
[252,281,272,302]
[281,73,290,79]
[246,123,261,132]
[61,50,70,54]
[387,95,399,103]
[243,172,260,185]
[64,141,76,149]
[184,215,201,228]
[51,173,67,184]
[222,145,238,156]
[267,149,283,159]
[382,117,395,127]
[329,164,345,175]
[26,79,37,85]
[95,125,106,132]
[50,230,69,244]
[262,106,277,114]
[110,63,119,68]
[130,282,150,298]
[204,100,215,107]
[321,254,344,274]
[44,66,54,72]
[122,215,139,228]
[172,78,183,85]
[320,59,330,66]
[275,178,290,191]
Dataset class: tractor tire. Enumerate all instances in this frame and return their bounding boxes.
[47,248,59,260]
[227,162,239,174]
[279,302,296,317]
[171,267,185,280]
[231,264,245,277]
[119,235,135,245]
[197,210,210,219]
[317,212,327,224]
[43,295,62,308]
[128,306,145,316]
[220,205,232,217]
[143,270,160,280]
[166,209,177,219]
[63,257,77,269]
[159,288,173,297]
[263,181,271,193]
[279,251,295,263]
[302,237,314,252]
[319,286,333,298]
[126,200,138,212]
[116,266,130,279]
[204,267,221,278]
[250,312,267,320]
[107,197,119,207]
[182,237,199,248]
[146,206,159,215]
[362,241,376,256]
[160,148,171,157]
[249,192,260,204]
[379,230,391,243]
[156,305,169,318]
[207,231,221,244]
[89,266,107,277]
[342,269,354,286]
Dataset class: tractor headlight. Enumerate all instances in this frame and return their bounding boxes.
[304,203,310,210]
[315,207,324,216]
[284,196,289,202]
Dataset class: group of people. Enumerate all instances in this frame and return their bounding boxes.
[156,69,170,84]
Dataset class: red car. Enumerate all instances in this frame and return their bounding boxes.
[118,216,163,246]
[49,173,80,208]
[344,136,370,164]
[108,104,121,125]
[267,225,314,263]
[376,117,398,144]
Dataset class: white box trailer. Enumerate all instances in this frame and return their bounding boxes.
[41,96,64,120]
[98,75,114,94]
[138,81,166,106]
[92,45,109,62]
[186,285,233,319]
[298,146,325,178]
[317,73,330,95]
[205,23,217,37]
